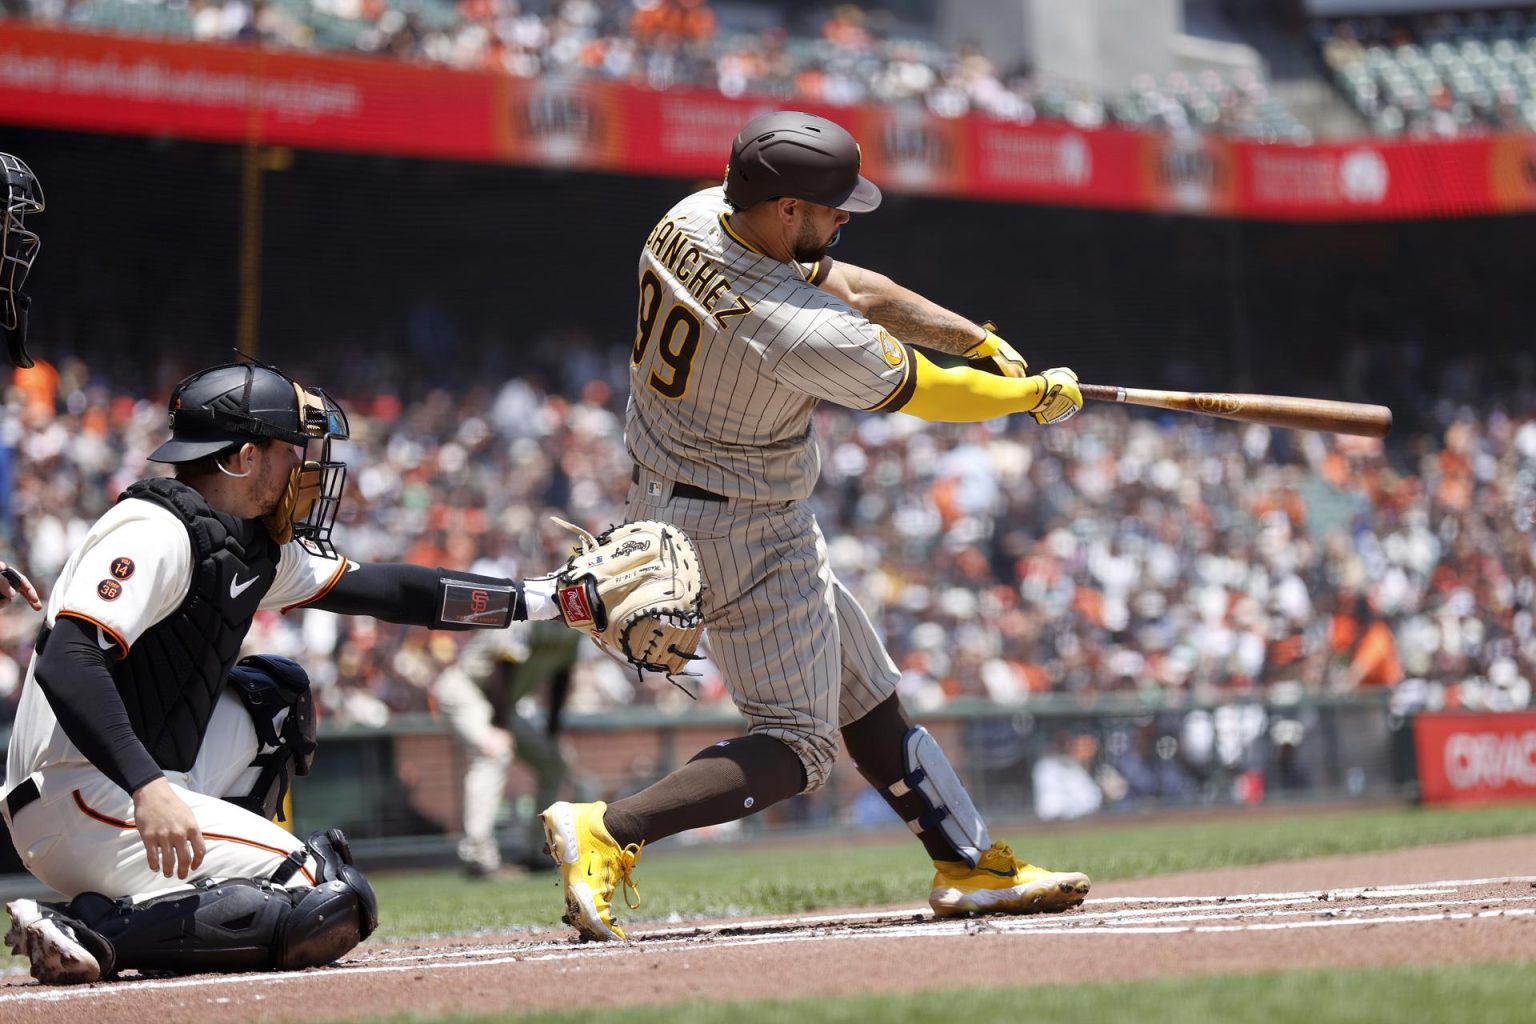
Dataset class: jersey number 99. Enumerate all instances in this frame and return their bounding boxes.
[633,269,702,400]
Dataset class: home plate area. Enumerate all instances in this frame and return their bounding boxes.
[3,874,1534,1024]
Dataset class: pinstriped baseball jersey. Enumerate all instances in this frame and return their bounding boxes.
[626,187,914,502]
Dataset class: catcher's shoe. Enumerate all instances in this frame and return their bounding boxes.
[929,842,1091,917]
[541,800,644,941]
[5,899,114,985]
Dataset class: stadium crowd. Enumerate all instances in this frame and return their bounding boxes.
[2,347,1532,733]
[1,0,1305,138]
[1317,8,1536,135]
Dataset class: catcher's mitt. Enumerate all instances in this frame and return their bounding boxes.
[549,517,705,677]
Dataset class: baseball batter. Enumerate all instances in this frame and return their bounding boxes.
[543,111,1090,941]
[1,359,682,984]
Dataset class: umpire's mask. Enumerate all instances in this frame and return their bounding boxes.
[149,361,351,556]
[0,153,44,370]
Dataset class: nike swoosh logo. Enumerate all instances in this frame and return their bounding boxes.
[96,628,116,652]
[229,575,259,598]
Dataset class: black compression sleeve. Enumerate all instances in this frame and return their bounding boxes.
[34,616,164,795]
[312,562,525,629]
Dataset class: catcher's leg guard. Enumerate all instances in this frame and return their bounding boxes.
[282,828,378,969]
[69,829,377,975]
[72,881,295,975]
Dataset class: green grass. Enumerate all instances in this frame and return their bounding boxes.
[367,803,1536,938]
[359,962,1536,1023]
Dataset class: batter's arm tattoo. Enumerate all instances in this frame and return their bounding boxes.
[820,260,984,355]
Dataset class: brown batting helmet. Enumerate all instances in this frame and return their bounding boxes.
[723,111,881,213]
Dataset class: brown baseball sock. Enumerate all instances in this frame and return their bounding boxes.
[602,734,806,848]
[842,694,965,863]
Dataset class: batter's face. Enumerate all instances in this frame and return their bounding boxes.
[789,202,850,262]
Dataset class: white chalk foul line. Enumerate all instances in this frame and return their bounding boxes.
[347,891,1536,963]
[4,876,1533,1004]
[618,875,1536,938]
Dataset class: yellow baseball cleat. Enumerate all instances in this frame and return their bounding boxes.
[929,841,1091,917]
[541,801,644,941]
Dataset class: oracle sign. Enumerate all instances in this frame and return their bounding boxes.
[1414,712,1536,805]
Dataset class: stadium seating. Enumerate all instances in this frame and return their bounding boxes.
[1316,9,1536,135]
[1113,67,1309,142]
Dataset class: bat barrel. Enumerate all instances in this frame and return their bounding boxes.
[1077,383,1392,438]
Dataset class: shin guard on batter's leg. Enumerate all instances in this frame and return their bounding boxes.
[842,695,989,865]
[843,698,1091,916]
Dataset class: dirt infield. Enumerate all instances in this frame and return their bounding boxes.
[4,835,1534,1023]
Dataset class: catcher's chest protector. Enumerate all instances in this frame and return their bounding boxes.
[113,478,280,772]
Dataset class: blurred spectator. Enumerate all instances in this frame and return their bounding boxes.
[1032,732,1103,821]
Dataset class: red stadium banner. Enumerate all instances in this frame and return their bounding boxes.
[0,23,501,160]
[965,120,1146,210]
[1487,134,1536,213]
[4,24,1536,220]
[855,105,972,199]
[615,86,785,179]
[1141,133,1240,215]
[1413,712,1536,806]
[1232,138,1500,221]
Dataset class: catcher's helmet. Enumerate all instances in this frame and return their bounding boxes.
[723,111,881,213]
[150,363,318,464]
[151,360,351,555]
[145,360,347,463]
[1,153,44,369]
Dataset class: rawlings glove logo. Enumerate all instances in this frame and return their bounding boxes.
[558,584,597,628]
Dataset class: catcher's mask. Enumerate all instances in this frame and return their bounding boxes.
[1,153,44,370]
[148,360,350,556]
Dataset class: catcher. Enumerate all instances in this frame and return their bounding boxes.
[2,358,702,984]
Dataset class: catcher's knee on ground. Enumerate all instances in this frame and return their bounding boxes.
[63,828,378,976]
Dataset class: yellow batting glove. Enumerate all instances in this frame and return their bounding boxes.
[1028,367,1081,426]
[962,321,1029,378]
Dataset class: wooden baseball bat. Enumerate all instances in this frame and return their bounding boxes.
[1077,384,1392,438]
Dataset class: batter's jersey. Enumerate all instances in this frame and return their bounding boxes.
[3,497,349,798]
[625,187,914,503]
